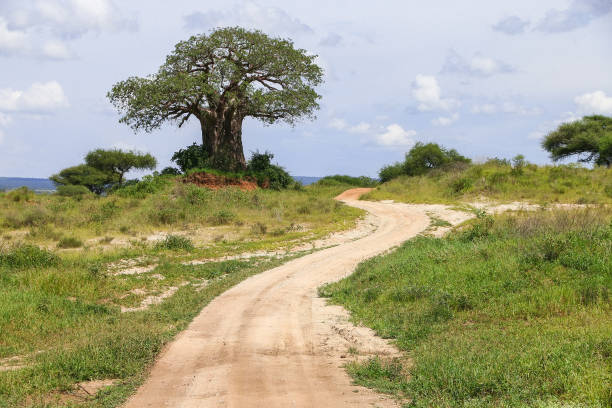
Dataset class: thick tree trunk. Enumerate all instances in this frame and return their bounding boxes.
[200,106,247,171]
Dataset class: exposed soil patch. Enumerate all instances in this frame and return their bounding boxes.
[182,171,259,191]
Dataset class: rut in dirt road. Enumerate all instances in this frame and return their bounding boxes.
[124,189,432,408]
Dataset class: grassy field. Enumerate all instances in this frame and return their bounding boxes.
[0,178,363,407]
[364,162,612,204]
[0,175,362,251]
[321,208,612,407]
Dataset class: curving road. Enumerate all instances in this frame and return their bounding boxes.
[124,188,431,408]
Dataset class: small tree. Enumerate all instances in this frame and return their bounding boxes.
[403,142,471,176]
[108,27,323,171]
[85,149,157,183]
[542,115,612,167]
[50,165,112,194]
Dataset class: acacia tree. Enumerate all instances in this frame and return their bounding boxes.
[542,115,612,167]
[108,27,323,171]
[85,149,157,183]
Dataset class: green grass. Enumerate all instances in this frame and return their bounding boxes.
[0,246,308,407]
[322,208,612,407]
[364,162,612,204]
[0,178,365,407]
[0,179,363,250]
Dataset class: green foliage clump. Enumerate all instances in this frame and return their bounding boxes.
[171,143,209,173]
[85,149,157,183]
[50,164,112,194]
[57,236,83,249]
[543,115,612,167]
[316,175,378,187]
[155,235,194,251]
[379,142,471,182]
[246,151,293,190]
[324,208,612,406]
[0,244,59,269]
[112,174,171,199]
[207,210,236,225]
[6,187,34,202]
[55,184,92,197]
[51,149,158,194]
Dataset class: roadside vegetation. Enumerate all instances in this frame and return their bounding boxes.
[366,159,612,204]
[0,174,364,407]
[322,207,612,407]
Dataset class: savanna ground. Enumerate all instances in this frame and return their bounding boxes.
[322,163,612,407]
[0,176,364,407]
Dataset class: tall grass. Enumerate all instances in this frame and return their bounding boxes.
[322,208,612,407]
[364,162,612,204]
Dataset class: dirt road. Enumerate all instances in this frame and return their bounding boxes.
[124,189,432,408]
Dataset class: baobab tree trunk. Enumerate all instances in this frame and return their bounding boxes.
[200,107,247,171]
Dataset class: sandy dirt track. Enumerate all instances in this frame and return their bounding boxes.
[124,188,433,408]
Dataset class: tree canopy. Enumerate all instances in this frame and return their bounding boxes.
[542,115,612,167]
[50,164,113,194]
[85,149,157,183]
[108,27,323,171]
[379,142,471,182]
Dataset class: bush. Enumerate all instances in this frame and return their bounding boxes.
[56,184,91,197]
[171,143,209,173]
[247,151,293,190]
[113,174,171,199]
[378,143,471,182]
[155,235,194,251]
[0,244,59,268]
[207,210,236,225]
[161,166,181,175]
[316,175,378,187]
[57,236,83,249]
[6,186,34,202]
[379,163,405,183]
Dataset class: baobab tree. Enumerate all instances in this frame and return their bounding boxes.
[108,27,323,171]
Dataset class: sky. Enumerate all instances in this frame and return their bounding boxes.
[0,0,611,178]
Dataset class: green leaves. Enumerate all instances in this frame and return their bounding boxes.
[107,26,323,132]
[542,115,612,167]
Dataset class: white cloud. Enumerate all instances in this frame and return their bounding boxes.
[0,128,4,144]
[41,40,72,59]
[0,0,135,59]
[348,122,371,133]
[574,90,612,115]
[492,16,530,35]
[412,75,459,112]
[432,113,459,126]
[319,32,342,47]
[471,102,541,115]
[329,118,347,130]
[0,81,69,112]
[0,18,29,55]
[442,50,515,77]
[529,112,582,140]
[537,0,612,33]
[375,124,416,146]
[184,1,313,35]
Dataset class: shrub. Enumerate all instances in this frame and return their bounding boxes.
[250,222,267,235]
[208,210,236,225]
[379,163,404,183]
[155,235,194,251]
[56,184,91,197]
[247,151,293,190]
[113,174,171,198]
[171,143,209,173]
[6,186,34,202]
[161,166,181,175]
[57,236,83,249]
[0,244,59,268]
[316,175,378,187]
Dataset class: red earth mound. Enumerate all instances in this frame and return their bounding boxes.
[181,172,259,191]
